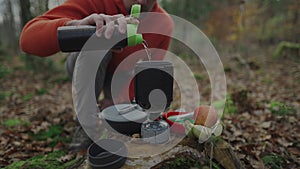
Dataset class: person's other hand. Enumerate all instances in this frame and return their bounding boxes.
[98,98,114,111]
[65,14,139,39]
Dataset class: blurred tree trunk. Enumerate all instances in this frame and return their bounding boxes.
[45,0,49,12]
[292,1,299,43]
[19,0,55,72]
[31,0,49,16]
[19,0,32,27]
[5,0,18,54]
[19,0,43,71]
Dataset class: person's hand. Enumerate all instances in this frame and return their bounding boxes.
[98,98,114,111]
[66,14,139,39]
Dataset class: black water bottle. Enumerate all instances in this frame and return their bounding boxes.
[58,4,143,52]
[57,25,143,52]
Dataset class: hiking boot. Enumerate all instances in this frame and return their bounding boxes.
[69,125,93,153]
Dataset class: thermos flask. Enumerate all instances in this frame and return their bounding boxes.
[57,4,143,52]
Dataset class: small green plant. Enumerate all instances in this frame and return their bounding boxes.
[0,93,6,100]
[4,151,78,169]
[273,41,300,58]
[2,119,30,127]
[2,119,21,127]
[262,77,273,84]
[224,67,232,73]
[194,73,205,81]
[209,136,223,145]
[269,101,297,115]
[0,64,11,78]
[30,125,70,147]
[0,90,15,101]
[0,92,11,101]
[36,88,48,95]
[212,95,237,117]
[20,54,57,72]
[224,95,238,114]
[204,158,221,169]
[22,93,34,101]
[54,76,69,84]
[262,154,284,169]
[161,157,202,169]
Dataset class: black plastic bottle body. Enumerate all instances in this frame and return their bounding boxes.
[57,25,128,52]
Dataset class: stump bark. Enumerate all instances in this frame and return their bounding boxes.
[204,139,245,169]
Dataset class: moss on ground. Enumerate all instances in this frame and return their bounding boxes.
[4,151,79,169]
[153,155,206,169]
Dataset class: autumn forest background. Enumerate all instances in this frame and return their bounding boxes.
[0,0,299,168]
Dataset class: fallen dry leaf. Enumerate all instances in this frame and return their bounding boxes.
[57,153,76,163]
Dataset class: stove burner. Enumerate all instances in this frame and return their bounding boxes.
[141,121,170,144]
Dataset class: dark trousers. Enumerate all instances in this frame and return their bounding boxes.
[65,51,113,100]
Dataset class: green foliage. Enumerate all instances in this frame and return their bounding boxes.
[4,151,78,169]
[256,14,287,42]
[209,136,223,145]
[161,157,202,169]
[262,77,273,84]
[54,75,69,84]
[213,95,238,116]
[2,119,30,127]
[31,125,63,141]
[0,87,16,101]
[211,161,220,169]
[224,95,238,114]
[269,101,297,115]
[224,67,232,73]
[0,93,6,101]
[36,88,48,95]
[5,161,26,169]
[2,119,21,127]
[251,0,300,45]
[160,0,223,27]
[30,125,70,147]
[20,54,56,72]
[22,93,33,101]
[262,154,284,169]
[0,92,11,101]
[0,44,6,56]
[0,64,12,78]
[273,41,300,58]
[194,73,205,81]
[203,159,221,169]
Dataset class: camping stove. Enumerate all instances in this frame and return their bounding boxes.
[141,121,170,144]
[134,61,174,144]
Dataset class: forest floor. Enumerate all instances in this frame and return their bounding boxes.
[0,49,299,169]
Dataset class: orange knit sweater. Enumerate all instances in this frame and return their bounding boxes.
[20,0,173,102]
[20,0,173,67]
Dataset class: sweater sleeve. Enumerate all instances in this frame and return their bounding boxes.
[19,0,101,57]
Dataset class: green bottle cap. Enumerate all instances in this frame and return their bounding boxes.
[127,4,143,46]
[131,4,141,18]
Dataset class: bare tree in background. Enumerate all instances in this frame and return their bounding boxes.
[2,0,18,54]
[31,0,49,16]
[19,0,32,27]
[19,0,47,71]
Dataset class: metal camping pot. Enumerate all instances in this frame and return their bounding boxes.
[101,104,147,135]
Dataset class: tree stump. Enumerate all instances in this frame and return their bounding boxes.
[204,138,245,169]
[79,136,244,169]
